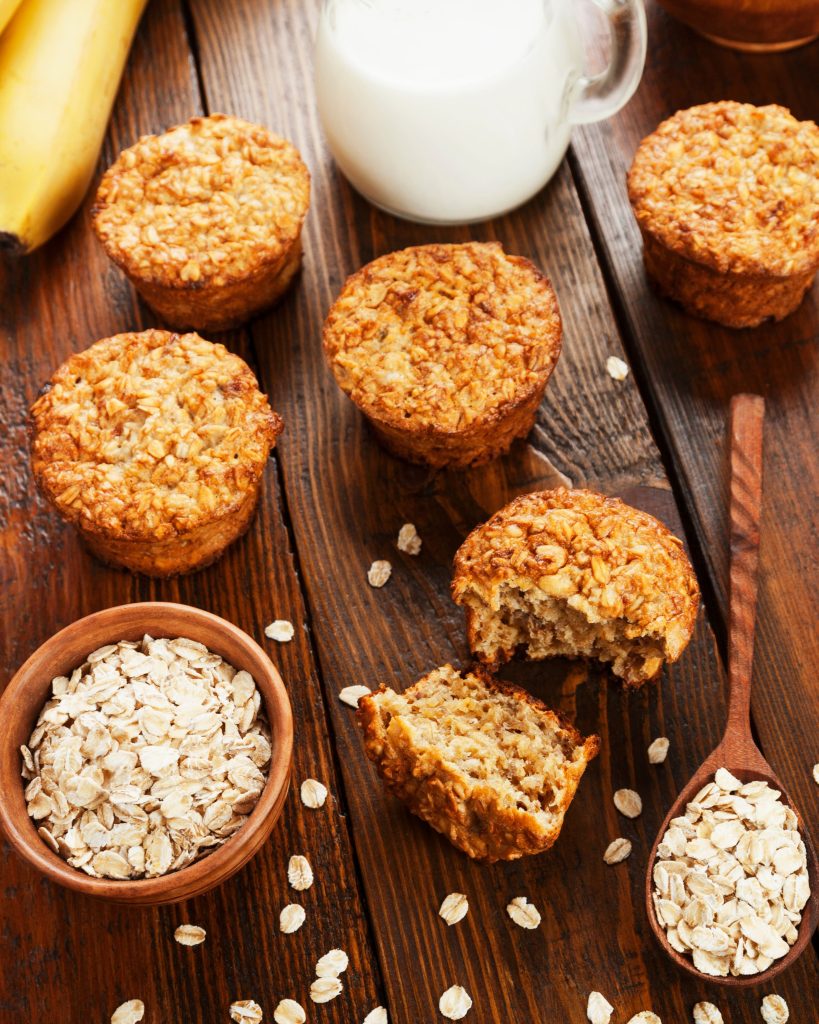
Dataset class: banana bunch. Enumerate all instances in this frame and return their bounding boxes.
[0,0,147,255]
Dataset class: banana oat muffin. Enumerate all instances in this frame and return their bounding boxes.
[357,664,599,862]
[322,242,562,468]
[92,114,310,331]
[627,102,819,328]
[452,489,699,686]
[30,329,283,576]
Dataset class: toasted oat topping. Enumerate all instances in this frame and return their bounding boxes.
[452,489,699,661]
[628,102,819,277]
[22,637,271,879]
[93,114,310,288]
[30,330,281,541]
[323,242,561,433]
[652,771,810,978]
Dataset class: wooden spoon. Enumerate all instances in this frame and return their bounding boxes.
[645,393,819,986]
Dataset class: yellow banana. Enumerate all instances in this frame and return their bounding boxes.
[0,0,24,35]
[0,0,148,255]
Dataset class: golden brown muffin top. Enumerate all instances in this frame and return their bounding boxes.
[452,488,699,659]
[92,114,310,289]
[30,330,282,540]
[627,102,819,277]
[323,242,561,433]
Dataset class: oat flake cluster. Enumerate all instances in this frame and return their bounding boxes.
[652,768,810,977]
[22,636,271,879]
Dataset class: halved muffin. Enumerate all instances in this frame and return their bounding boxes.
[92,114,310,331]
[452,489,699,686]
[357,664,599,862]
[323,242,562,468]
[627,101,819,328]
[30,329,282,576]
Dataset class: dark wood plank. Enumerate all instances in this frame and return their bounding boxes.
[0,3,383,1022]
[570,0,819,838]
[188,1,819,1020]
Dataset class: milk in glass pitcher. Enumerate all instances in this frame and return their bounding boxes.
[314,0,646,223]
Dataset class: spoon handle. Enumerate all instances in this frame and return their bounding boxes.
[725,394,765,745]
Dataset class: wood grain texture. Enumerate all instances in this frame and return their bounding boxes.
[0,2,382,1021]
[186,1,818,1020]
[570,0,819,838]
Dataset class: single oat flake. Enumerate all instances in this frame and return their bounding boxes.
[315,948,349,978]
[363,1009,388,1024]
[439,892,469,926]
[265,620,295,642]
[339,684,371,708]
[760,995,789,1024]
[812,763,819,785]
[506,896,541,930]
[230,1001,263,1023]
[606,355,630,381]
[603,838,632,865]
[287,854,314,891]
[587,991,614,1024]
[279,904,306,934]
[648,737,670,764]
[614,788,643,818]
[626,1014,661,1024]
[273,999,306,1024]
[439,986,472,1021]
[693,1003,724,1024]
[301,778,328,808]
[174,923,206,946]
[310,977,343,1004]
[111,1001,145,1024]
[397,523,422,555]
[367,559,392,588]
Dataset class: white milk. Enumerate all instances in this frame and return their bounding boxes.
[314,0,583,223]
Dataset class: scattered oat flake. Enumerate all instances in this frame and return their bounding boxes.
[316,948,349,978]
[439,892,469,926]
[439,986,472,1021]
[301,778,328,808]
[279,904,306,934]
[604,837,632,864]
[230,1001,263,1023]
[111,1001,145,1024]
[363,1009,388,1024]
[265,620,295,642]
[274,1000,306,1024]
[693,1003,724,1024]
[174,923,206,946]
[287,854,313,891]
[614,788,643,818]
[627,1014,661,1024]
[397,523,422,555]
[310,977,343,1004]
[587,992,614,1024]
[506,896,541,929]
[760,995,789,1024]
[339,684,371,708]
[812,763,819,785]
[648,737,670,764]
[606,355,629,381]
[367,559,392,587]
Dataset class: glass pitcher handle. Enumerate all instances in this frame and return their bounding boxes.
[569,0,647,126]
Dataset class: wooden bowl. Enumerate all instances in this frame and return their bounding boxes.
[656,0,819,51]
[0,602,293,905]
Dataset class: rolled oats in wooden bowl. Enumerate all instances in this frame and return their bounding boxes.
[92,114,310,331]
[0,603,293,904]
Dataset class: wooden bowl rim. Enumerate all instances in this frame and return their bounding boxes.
[0,602,293,903]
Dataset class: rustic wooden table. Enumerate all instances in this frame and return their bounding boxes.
[1,2,816,1022]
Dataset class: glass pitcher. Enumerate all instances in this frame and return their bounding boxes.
[314,0,647,224]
